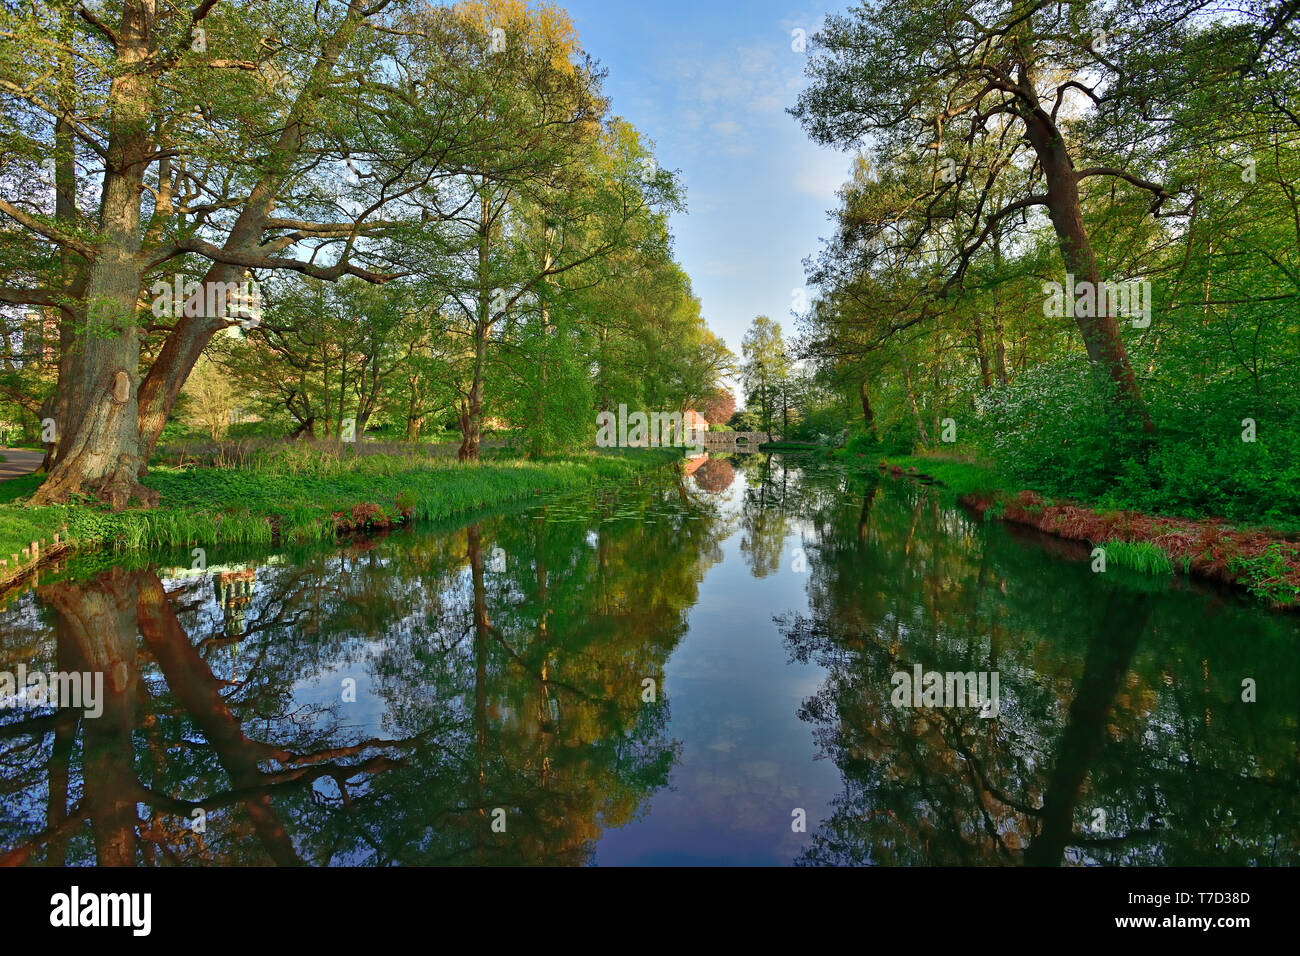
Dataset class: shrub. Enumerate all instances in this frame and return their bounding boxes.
[973,356,1148,500]
[1229,543,1300,605]
[844,431,882,457]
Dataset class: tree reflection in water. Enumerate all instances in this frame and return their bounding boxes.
[0,469,729,865]
[779,473,1300,866]
[1,459,1296,866]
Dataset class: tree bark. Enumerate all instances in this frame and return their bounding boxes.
[458,334,485,462]
[32,0,158,507]
[901,347,929,448]
[134,7,371,468]
[32,199,156,507]
[1016,63,1152,430]
[859,379,878,440]
[991,234,1010,385]
[137,572,303,865]
[529,222,555,459]
[972,313,994,390]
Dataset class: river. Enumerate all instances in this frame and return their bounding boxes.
[0,453,1295,865]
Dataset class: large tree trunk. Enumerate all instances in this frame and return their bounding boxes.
[991,312,1009,385]
[466,523,491,859]
[972,313,994,390]
[32,1,158,508]
[33,254,156,508]
[458,347,485,462]
[40,10,85,476]
[991,235,1010,385]
[33,187,157,507]
[405,416,422,442]
[1017,66,1152,430]
[135,303,228,467]
[1025,593,1146,865]
[137,572,303,865]
[530,223,555,459]
[135,9,370,468]
[900,347,930,448]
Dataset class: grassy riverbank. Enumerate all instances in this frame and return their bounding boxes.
[0,445,679,587]
[855,451,1300,608]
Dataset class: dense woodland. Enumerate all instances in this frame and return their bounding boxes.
[780,0,1300,527]
[0,0,732,506]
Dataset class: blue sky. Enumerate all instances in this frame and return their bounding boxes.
[562,0,853,374]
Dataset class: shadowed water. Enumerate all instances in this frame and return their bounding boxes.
[0,454,1296,865]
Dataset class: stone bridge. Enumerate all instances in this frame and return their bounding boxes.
[697,431,777,452]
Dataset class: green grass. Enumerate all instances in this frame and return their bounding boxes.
[0,472,43,504]
[866,453,1016,497]
[0,446,678,563]
[1099,539,1176,576]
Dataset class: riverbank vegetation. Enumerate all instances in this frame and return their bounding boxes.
[0,445,677,589]
[866,450,1300,607]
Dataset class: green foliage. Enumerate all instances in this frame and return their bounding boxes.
[1102,540,1176,576]
[0,448,677,562]
[970,360,1300,527]
[740,315,790,434]
[843,431,882,457]
[495,316,595,457]
[1106,383,1300,528]
[789,1,1299,534]
[973,357,1147,500]
[1230,544,1300,606]
[875,415,920,456]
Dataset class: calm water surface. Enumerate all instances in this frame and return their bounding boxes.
[1,454,1296,865]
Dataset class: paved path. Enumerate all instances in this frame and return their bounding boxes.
[0,448,44,480]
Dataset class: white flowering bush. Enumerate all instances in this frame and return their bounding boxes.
[972,356,1146,498]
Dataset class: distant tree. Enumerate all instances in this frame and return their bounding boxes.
[182,354,236,442]
[699,388,736,425]
[741,316,791,435]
